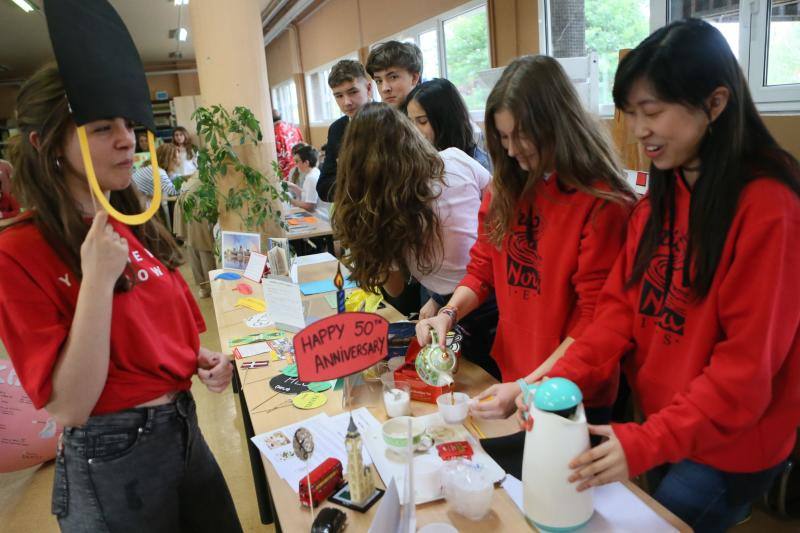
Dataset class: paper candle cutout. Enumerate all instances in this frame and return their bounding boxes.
[334,263,346,314]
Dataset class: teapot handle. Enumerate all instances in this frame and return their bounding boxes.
[517,379,537,421]
[428,327,440,347]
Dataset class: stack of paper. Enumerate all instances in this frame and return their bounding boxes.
[251,407,381,493]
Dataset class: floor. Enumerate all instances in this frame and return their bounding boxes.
[0,263,797,532]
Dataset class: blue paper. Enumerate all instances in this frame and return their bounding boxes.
[299,278,357,295]
[214,272,242,280]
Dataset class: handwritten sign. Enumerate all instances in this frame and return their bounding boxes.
[293,312,389,382]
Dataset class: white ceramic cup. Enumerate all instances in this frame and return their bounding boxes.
[436,392,470,425]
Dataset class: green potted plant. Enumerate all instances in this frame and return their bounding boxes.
[181,104,289,232]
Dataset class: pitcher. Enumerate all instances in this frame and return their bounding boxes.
[518,377,594,531]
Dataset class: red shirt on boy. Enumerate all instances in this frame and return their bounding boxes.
[550,175,800,477]
[459,175,630,406]
[0,218,206,415]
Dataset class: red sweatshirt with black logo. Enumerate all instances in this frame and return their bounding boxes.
[550,175,800,477]
[459,175,631,406]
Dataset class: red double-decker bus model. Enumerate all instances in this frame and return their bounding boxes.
[299,458,344,507]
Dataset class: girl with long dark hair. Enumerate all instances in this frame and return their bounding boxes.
[402,78,491,170]
[533,19,800,531]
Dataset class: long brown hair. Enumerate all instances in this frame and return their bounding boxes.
[143,142,179,172]
[484,55,635,246]
[8,64,182,291]
[332,102,443,290]
[172,126,195,158]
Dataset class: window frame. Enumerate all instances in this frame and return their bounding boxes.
[538,0,800,115]
[304,52,359,126]
[270,79,300,127]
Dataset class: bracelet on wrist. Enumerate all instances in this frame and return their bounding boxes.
[438,305,458,329]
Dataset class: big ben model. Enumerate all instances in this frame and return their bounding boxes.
[345,414,375,504]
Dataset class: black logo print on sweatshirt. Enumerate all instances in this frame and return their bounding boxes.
[506,210,543,293]
[638,229,691,336]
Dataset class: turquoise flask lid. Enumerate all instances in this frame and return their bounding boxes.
[533,377,582,412]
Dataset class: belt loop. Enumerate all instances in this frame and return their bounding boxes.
[143,407,156,433]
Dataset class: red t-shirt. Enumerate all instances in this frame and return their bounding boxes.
[459,176,631,406]
[274,120,304,179]
[0,218,206,415]
[0,193,20,219]
[550,175,800,476]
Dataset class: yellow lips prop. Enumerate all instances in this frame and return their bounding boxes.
[77,127,161,225]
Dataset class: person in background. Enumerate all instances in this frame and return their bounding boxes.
[132,143,180,204]
[136,131,149,153]
[273,109,303,180]
[403,78,491,171]
[520,20,800,531]
[0,159,21,220]
[316,60,373,202]
[287,144,329,222]
[416,55,634,462]
[287,142,308,187]
[171,126,197,178]
[318,143,327,168]
[335,103,497,372]
[366,41,422,107]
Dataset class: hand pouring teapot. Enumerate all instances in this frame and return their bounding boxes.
[518,377,593,531]
[415,329,457,386]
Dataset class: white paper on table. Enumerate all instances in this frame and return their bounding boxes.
[235,342,270,358]
[368,479,401,533]
[325,407,380,467]
[242,252,268,282]
[251,413,346,494]
[502,475,678,532]
[262,279,305,332]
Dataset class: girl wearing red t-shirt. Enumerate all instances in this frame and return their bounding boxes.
[416,56,635,425]
[0,66,242,532]
[523,20,800,531]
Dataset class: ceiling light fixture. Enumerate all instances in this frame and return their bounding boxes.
[169,28,188,41]
[10,0,37,13]
[173,0,189,5]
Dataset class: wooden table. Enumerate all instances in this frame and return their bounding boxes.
[284,207,333,241]
[208,265,691,532]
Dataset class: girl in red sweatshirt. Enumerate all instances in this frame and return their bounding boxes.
[531,19,800,531]
[416,55,635,424]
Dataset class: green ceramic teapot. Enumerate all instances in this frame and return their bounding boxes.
[415,329,457,386]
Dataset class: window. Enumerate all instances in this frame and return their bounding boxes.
[669,0,800,110]
[304,53,358,125]
[443,5,492,111]
[539,0,800,113]
[374,0,491,113]
[540,0,652,115]
[270,79,300,126]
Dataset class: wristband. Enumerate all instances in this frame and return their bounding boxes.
[437,305,458,329]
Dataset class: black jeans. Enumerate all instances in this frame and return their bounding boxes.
[53,391,242,533]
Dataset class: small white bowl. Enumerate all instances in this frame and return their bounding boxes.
[436,392,470,425]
